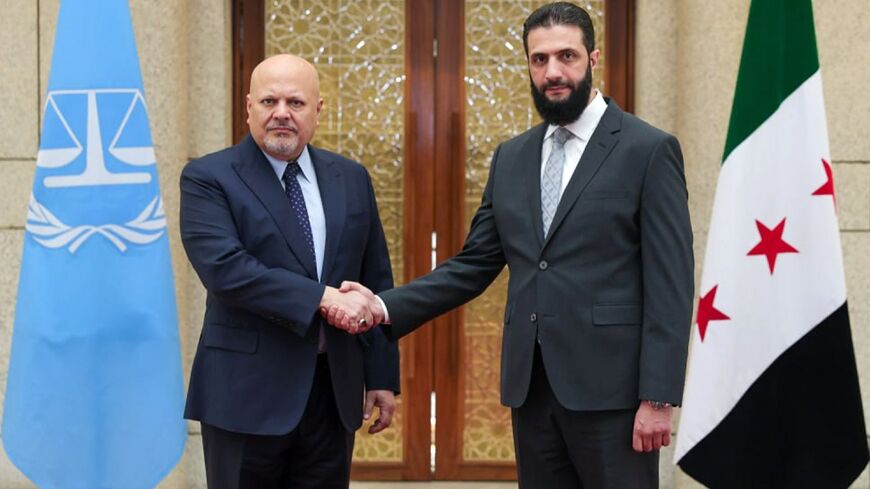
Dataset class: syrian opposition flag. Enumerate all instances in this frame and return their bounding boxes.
[674,0,869,487]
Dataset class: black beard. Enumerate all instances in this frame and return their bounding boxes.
[530,63,593,126]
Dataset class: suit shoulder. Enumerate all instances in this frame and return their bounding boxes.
[619,110,679,146]
[495,124,545,155]
[183,145,238,177]
[311,146,371,179]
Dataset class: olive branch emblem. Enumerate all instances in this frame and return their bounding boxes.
[26,195,166,253]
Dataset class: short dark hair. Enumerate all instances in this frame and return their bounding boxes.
[522,2,595,55]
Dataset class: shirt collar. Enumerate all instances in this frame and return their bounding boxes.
[262,145,315,183]
[544,90,607,142]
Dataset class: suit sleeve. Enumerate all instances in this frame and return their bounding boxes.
[381,145,508,340]
[179,162,325,337]
[638,135,694,406]
[357,169,401,393]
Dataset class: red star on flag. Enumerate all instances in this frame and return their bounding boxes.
[812,158,836,206]
[747,218,799,274]
[697,285,730,342]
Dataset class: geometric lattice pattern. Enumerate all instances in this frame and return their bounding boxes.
[462,0,607,462]
[266,0,405,463]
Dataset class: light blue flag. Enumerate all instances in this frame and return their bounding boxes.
[2,1,186,487]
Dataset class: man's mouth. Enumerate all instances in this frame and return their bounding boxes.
[545,85,570,97]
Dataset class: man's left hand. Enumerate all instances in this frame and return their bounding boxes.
[632,401,672,452]
[364,389,396,435]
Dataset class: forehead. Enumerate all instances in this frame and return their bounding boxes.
[251,65,319,97]
[527,24,586,54]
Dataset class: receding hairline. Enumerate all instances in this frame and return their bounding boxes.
[249,54,321,93]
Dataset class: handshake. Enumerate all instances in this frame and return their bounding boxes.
[319,281,385,334]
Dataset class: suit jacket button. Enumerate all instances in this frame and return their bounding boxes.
[538,260,548,270]
[530,313,537,322]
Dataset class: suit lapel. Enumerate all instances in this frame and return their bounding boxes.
[232,136,318,279]
[543,101,623,249]
[522,124,549,247]
[310,146,345,283]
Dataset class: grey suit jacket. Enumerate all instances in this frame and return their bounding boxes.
[382,100,693,410]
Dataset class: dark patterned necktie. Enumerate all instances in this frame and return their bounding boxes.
[282,161,316,270]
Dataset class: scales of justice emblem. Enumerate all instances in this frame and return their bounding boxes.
[27,88,167,253]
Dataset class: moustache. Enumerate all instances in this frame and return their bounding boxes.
[542,81,573,91]
[267,123,298,132]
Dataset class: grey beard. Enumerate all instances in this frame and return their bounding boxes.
[264,137,298,158]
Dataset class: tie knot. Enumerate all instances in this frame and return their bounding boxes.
[552,127,571,146]
[283,161,301,182]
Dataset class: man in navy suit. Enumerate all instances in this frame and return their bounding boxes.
[180,54,399,489]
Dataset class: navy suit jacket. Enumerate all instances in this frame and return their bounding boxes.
[180,135,399,435]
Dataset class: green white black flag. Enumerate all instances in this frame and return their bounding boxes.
[675,0,868,487]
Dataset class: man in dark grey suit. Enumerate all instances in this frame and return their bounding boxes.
[332,3,693,488]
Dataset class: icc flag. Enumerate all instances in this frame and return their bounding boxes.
[675,0,868,487]
[2,1,186,487]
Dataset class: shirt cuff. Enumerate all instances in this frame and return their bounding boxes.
[375,295,390,324]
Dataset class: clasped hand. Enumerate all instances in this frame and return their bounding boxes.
[319,281,382,334]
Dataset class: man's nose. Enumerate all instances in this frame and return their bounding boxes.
[273,101,291,118]
[545,59,563,82]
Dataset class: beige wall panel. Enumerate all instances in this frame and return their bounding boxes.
[673,468,706,489]
[852,464,870,489]
[129,0,189,239]
[38,0,59,112]
[0,232,23,429]
[673,0,748,238]
[188,0,233,159]
[658,443,676,489]
[815,1,870,162]
[157,434,206,489]
[835,163,870,231]
[634,0,678,134]
[843,233,870,430]
[0,0,38,159]
[0,162,35,229]
[181,275,207,396]
[0,442,34,488]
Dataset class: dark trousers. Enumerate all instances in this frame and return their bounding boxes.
[201,355,355,489]
[512,346,658,489]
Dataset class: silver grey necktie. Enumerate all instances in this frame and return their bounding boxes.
[541,127,571,237]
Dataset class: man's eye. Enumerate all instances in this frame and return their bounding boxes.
[262,99,274,105]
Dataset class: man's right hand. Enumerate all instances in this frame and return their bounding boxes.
[319,286,375,334]
[320,282,383,333]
